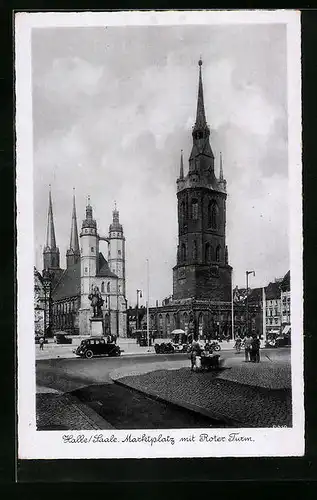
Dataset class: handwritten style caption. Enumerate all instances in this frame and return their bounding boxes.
[62,432,254,446]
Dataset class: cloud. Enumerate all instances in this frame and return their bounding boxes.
[32,24,289,303]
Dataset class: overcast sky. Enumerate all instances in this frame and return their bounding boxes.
[32,23,289,306]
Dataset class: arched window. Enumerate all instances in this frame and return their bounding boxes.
[205,242,211,263]
[208,200,219,229]
[166,313,170,335]
[181,243,187,262]
[101,282,105,293]
[107,282,110,293]
[191,199,198,220]
[183,312,189,332]
[192,240,197,261]
[216,245,221,262]
[180,201,185,222]
[212,202,219,229]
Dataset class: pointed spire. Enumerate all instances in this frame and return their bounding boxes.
[69,188,79,252]
[113,201,120,224]
[46,186,57,249]
[194,59,207,129]
[219,152,224,181]
[179,150,184,179]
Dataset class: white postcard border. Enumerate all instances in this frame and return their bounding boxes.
[16,10,303,460]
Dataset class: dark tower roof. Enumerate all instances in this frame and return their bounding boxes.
[193,58,208,131]
[43,187,60,271]
[45,188,57,250]
[66,189,80,268]
[81,195,97,230]
[109,202,123,233]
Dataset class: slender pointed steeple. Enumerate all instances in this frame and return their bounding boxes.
[43,187,60,271]
[179,150,184,179]
[189,59,214,171]
[46,187,57,250]
[66,189,80,267]
[194,58,207,130]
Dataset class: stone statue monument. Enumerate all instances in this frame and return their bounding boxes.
[88,285,104,318]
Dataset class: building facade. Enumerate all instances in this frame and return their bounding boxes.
[36,190,127,337]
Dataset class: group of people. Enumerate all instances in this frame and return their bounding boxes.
[189,339,217,371]
[235,333,261,363]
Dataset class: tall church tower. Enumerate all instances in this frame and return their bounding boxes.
[43,188,60,271]
[66,189,80,268]
[108,203,126,298]
[173,59,232,301]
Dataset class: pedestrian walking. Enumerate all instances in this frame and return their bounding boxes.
[235,335,242,353]
[251,335,261,363]
[39,337,44,350]
[244,333,253,362]
[190,339,201,371]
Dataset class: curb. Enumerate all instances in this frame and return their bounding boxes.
[69,393,115,430]
[113,377,243,428]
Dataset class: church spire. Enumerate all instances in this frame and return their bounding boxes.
[179,150,184,179]
[46,187,57,250]
[66,189,80,267]
[194,58,208,130]
[43,186,60,271]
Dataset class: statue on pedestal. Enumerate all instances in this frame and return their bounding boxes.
[88,285,104,318]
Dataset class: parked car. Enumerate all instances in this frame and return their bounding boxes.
[35,335,48,344]
[154,342,175,354]
[54,333,72,344]
[74,337,121,359]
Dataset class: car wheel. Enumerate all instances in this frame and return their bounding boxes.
[85,350,93,359]
[214,344,221,351]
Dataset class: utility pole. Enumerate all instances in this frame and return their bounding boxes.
[246,270,255,334]
[146,259,150,350]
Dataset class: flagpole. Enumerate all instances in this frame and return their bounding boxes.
[262,286,266,345]
[146,259,150,351]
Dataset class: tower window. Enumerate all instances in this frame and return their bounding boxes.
[101,282,105,293]
[192,241,197,261]
[191,199,198,220]
[181,243,187,262]
[208,200,219,229]
[85,267,88,274]
[107,282,110,293]
[91,247,94,252]
[118,250,121,256]
[216,245,221,262]
[205,243,211,263]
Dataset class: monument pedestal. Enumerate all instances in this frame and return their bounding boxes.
[89,317,103,336]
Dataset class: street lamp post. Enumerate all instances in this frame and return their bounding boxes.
[246,270,255,334]
[136,289,142,330]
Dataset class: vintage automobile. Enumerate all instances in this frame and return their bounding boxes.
[154,342,175,354]
[74,336,121,359]
[54,333,72,344]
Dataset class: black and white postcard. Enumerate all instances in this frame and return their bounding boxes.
[16,10,303,459]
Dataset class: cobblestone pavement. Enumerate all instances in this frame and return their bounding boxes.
[36,392,114,430]
[113,360,292,428]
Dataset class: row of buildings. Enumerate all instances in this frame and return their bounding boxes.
[34,59,291,341]
[127,270,290,340]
